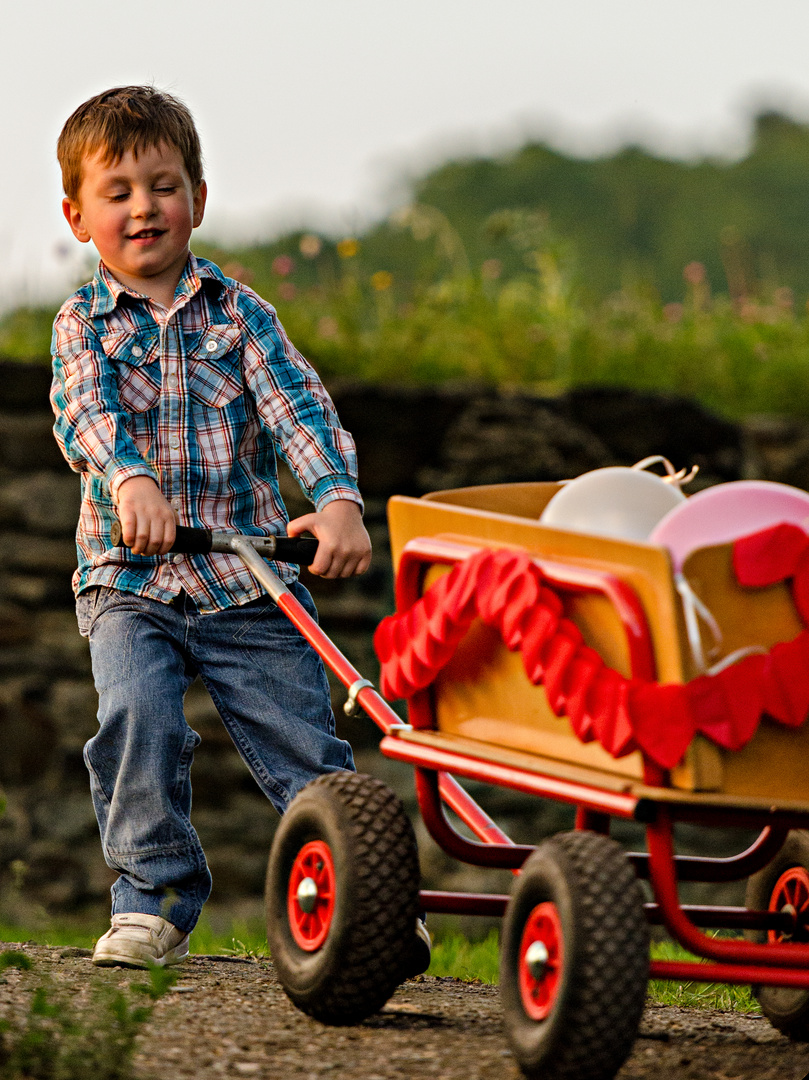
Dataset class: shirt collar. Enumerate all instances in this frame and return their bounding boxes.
[87,253,228,317]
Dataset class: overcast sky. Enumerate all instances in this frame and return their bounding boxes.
[5,0,809,308]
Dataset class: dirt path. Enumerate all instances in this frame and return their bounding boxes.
[2,945,809,1080]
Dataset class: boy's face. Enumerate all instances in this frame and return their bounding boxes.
[62,141,207,307]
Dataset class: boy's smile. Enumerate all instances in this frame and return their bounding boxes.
[63,142,207,308]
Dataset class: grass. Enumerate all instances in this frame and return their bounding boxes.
[187,914,268,959]
[427,929,500,984]
[0,920,91,950]
[648,939,758,1012]
[0,914,270,959]
[423,931,759,1012]
[0,916,761,1010]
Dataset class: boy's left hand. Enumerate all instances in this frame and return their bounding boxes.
[287,499,372,579]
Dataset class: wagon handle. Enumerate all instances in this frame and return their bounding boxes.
[109,521,319,565]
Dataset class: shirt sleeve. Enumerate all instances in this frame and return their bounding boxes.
[236,288,364,513]
[50,304,159,502]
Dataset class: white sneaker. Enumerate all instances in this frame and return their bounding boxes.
[92,913,190,969]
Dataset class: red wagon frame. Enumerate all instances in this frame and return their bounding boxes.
[268,529,809,994]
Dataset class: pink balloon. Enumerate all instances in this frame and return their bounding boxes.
[649,480,809,572]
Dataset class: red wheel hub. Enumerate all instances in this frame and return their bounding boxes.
[518,901,563,1020]
[287,840,336,951]
[769,865,809,944]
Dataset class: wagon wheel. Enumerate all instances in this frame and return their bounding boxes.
[265,771,421,1025]
[745,829,809,1040]
[500,831,649,1080]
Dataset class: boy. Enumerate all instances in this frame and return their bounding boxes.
[50,85,378,969]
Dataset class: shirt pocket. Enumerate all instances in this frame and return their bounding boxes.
[185,325,243,408]
[101,330,161,413]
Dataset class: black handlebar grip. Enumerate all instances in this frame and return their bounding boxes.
[109,521,213,553]
[169,525,214,554]
[271,537,320,565]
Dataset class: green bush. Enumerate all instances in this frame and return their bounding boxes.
[8,204,809,420]
[0,953,174,1080]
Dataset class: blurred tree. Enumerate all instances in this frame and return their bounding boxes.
[352,108,809,303]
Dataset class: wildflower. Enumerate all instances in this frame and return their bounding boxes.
[337,238,359,259]
[683,261,706,285]
[222,262,254,286]
[299,234,322,258]
[318,316,339,339]
[371,271,393,291]
[278,282,297,301]
[774,286,793,312]
[663,302,684,323]
[272,255,295,277]
[481,259,502,281]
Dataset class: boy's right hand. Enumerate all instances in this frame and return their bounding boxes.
[116,476,176,556]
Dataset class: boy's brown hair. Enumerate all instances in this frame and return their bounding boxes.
[58,85,204,203]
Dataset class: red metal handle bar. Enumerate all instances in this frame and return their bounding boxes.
[437,771,531,876]
[274,587,405,736]
[629,824,789,884]
[383,736,641,819]
[224,539,403,736]
[417,893,792,932]
[419,891,510,916]
[414,768,534,869]
[650,960,809,990]
[647,802,809,831]
[536,559,657,682]
[647,807,809,969]
[644,904,792,933]
[437,772,519,847]
[395,537,658,682]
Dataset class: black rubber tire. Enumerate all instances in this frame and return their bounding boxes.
[500,830,649,1080]
[745,830,809,1040]
[265,771,420,1025]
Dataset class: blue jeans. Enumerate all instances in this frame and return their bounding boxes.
[76,584,355,933]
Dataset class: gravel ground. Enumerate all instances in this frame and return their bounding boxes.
[2,945,809,1080]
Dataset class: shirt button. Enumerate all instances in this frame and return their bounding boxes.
[171,497,181,509]
[131,345,143,358]
[170,437,180,450]
[205,340,217,352]
[172,554,183,565]
[167,374,179,388]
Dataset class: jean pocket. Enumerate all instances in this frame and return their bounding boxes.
[231,595,280,642]
[76,585,131,638]
[75,587,102,638]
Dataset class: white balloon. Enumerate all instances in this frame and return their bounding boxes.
[540,466,686,541]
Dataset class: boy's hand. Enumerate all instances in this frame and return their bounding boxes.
[116,476,176,556]
[287,500,372,579]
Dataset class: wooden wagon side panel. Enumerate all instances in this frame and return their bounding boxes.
[678,543,809,802]
[387,487,691,786]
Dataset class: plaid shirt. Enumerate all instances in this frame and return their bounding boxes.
[51,255,362,612]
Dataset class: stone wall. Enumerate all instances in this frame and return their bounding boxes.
[1,360,808,915]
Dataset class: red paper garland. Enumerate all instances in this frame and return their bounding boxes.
[374,527,809,769]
